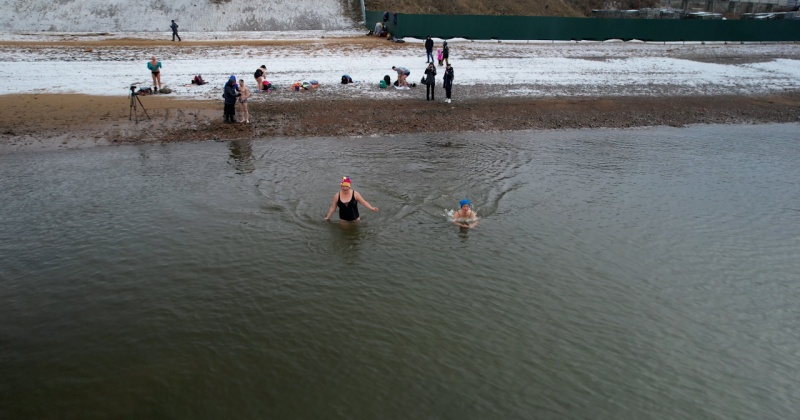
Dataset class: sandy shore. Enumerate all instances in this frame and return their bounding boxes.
[2,91,798,152]
[1,35,799,151]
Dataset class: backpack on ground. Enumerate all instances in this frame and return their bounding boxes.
[383,75,391,85]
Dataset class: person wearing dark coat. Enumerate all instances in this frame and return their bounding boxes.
[223,75,241,123]
[425,36,434,63]
[423,62,437,101]
[170,20,181,42]
[442,41,450,66]
[443,63,454,103]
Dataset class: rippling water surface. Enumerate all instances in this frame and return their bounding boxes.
[2,124,799,419]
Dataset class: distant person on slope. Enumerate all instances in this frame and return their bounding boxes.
[170,20,181,42]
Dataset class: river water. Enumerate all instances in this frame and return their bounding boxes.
[1,124,799,419]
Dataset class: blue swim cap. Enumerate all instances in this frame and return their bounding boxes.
[459,199,471,208]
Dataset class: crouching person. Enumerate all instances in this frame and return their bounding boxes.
[223,75,240,123]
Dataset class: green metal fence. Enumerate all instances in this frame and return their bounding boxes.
[365,10,800,42]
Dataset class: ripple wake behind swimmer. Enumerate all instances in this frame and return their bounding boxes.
[241,133,539,247]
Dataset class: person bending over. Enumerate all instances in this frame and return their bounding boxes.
[254,65,266,90]
[392,66,410,87]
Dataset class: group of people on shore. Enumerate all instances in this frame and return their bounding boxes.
[393,36,455,102]
[324,177,477,228]
[222,75,251,123]
[145,34,457,125]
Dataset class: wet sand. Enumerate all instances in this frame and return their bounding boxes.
[2,91,799,151]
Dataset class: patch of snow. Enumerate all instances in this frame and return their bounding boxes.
[0,0,356,32]
[1,32,799,100]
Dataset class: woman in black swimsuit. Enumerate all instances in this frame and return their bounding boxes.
[324,176,379,222]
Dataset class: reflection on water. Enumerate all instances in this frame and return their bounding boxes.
[1,124,799,419]
[326,220,370,263]
[229,139,255,173]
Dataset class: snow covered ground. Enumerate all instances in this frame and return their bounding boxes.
[1,31,800,101]
[0,0,356,32]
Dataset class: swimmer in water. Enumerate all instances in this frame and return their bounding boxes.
[454,199,478,228]
[324,176,379,222]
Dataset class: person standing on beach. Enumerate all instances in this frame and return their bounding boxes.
[170,20,181,42]
[254,65,266,91]
[238,79,250,123]
[147,56,162,91]
[442,41,450,66]
[223,75,240,123]
[423,62,436,101]
[324,176,379,222]
[425,35,434,63]
[443,63,454,103]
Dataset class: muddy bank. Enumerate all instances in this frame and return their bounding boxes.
[1,91,799,151]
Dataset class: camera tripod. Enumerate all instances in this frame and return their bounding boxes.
[129,86,150,123]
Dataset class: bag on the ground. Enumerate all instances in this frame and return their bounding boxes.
[421,76,425,84]
[379,80,387,88]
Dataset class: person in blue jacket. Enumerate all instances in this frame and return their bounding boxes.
[222,75,240,123]
[147,56,162,91]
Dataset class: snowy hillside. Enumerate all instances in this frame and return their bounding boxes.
[0,0,359,32]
